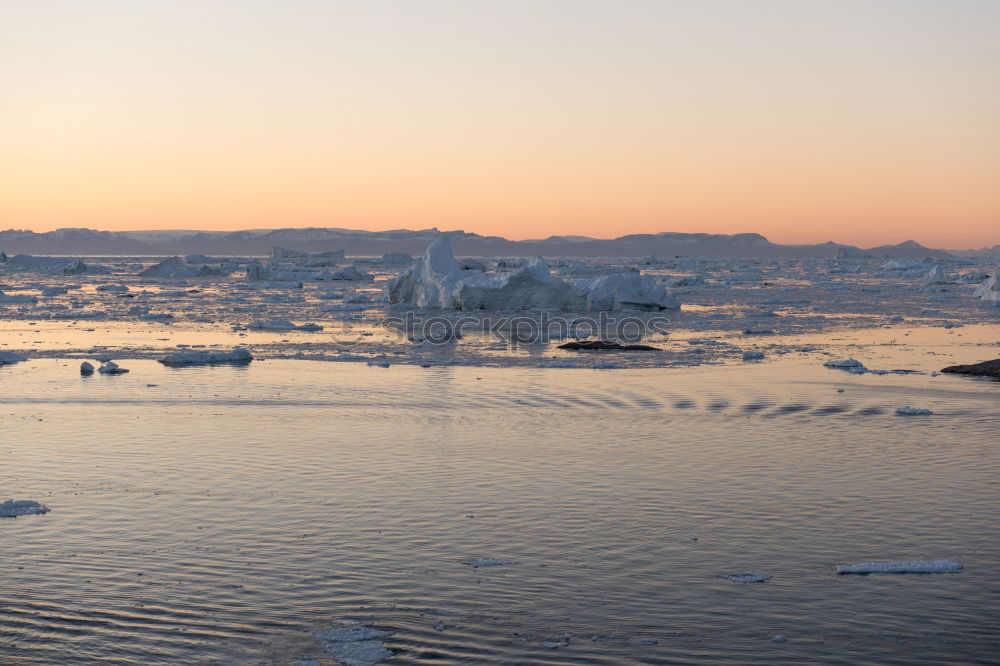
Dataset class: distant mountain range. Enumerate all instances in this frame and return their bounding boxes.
[0,227,993,259]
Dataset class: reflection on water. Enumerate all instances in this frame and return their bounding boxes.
[1,359,998,665]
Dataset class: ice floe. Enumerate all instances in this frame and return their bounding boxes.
[462,557,514,567]
[835,559,961,574]
[1,499,50,517]
[823,359,864,368]
[80,361,95,375]
[158,347,253,366]
[719,572,772,583]
[314,623,391,666]
[895,406,933,415]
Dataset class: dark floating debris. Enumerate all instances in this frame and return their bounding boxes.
[941,359,1000,379]
[558,340,660,351]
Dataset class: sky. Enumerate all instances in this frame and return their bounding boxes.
[2,0,998,248]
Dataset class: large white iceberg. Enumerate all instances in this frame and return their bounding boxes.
[923,265,948,285]
[972,272,999,307]
[140,256,226,278]
[574,271,680,310]
[388,236,679,311]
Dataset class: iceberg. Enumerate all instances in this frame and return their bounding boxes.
[388,236,679,311]
[140,256,226,278]
[972,273,999,306]
[381,252,413,265]
[835,560,961,574]
[923,265,948,285]
[574,270,680,310]
[97,360,129,374]
[271,246,345,259]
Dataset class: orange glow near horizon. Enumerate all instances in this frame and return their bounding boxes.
[2,1,998,249]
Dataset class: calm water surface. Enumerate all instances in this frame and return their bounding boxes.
[1,358,998,665]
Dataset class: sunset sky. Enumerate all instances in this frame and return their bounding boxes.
[2,0,998,248]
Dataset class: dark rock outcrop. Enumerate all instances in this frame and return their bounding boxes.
[940,359,1000,379]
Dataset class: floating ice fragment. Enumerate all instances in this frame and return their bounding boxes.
[719,572,772,583]
[315,626,389,642]
[742,351,765,361]
[772,635,788,643]
[896,406,933,415]
[324,640,390,666]
[835,559,961,574]
[462,557,514,567]
[80,361,94,375]
[97,361,129,375]
[823,359,864,368]
[314,623,391,666]
[1,499,50,517]
[158,347,253,366]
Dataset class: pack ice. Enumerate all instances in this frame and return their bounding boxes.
[388,235,680,311]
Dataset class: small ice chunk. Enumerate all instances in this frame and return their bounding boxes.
[315,623,391,666]
[80,361,95,375]
[742,351,765,361]
[324,640,391,666]
[824,359,864,368]
[97,361,129,375]
[1,499,50,517]
[772,635,788,643]
[896,406,933,415]
[314,626,388,642]
[719,572,772,583]
[462,557,514,567]
[542,641,568,649]
[835,559,962,574]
